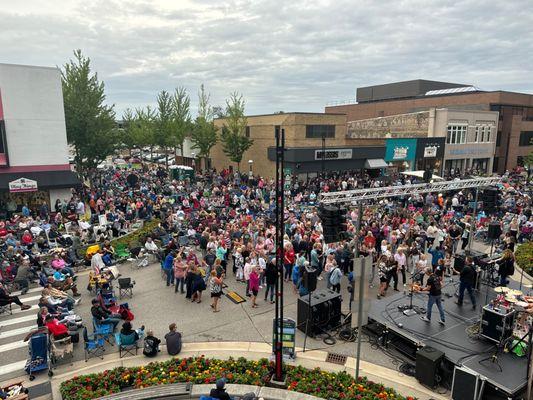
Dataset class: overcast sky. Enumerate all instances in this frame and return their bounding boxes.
[2,0,532,117]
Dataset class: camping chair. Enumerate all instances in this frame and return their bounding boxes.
[83,327,104,361]
[115,243,130,260]
[92,318,115,345]
[114,332,138,358]
[117,278,135,299]
[0,302,12,316]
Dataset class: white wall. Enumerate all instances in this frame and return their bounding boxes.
[49,188,72,208]
[0,63,69,166]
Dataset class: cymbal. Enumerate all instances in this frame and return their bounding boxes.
[494,286,510,293]
[505,296,518,303]
[508,289,523,296]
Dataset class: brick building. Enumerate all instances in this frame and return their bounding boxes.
[326,80,533,174]
[212,113,385,180]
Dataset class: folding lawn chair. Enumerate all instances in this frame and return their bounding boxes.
[114,332,139,358]
[117,278,135,299]
[83,327,104,361]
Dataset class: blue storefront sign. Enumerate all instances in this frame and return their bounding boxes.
[385,138,418,162]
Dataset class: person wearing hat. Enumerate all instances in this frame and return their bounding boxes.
[210,378,231,400]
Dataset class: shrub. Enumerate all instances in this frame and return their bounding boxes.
[59,356,414,400]
[515,241,533,276]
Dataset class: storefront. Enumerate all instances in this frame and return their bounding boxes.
[443,143,495,175]
[384,138,417,172]
[415,137,445,174]
[0,171,80,217]
[267,145,385,181]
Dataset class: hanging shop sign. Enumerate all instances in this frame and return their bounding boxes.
[385,138,417,162]
[9,178,38,193]
[315,149,353,160]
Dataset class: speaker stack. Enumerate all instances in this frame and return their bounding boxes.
[481,187,499,213]
[415,346,444,388]
[487,223,502,240]
[297,289,342,337]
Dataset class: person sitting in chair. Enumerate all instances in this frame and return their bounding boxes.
[0,282,31,311]
[120,321,145,341]
[91,298,121,330]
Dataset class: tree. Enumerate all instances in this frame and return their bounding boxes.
[171,87,192,163]
[121,107,155,159]
[220,92,252,171]
[191,84,218,171]
[61,49,118,174]
[155,90,174,169]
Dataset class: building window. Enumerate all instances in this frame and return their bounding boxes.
[472,158,489,173]
[446,124,467,144]
[305,125,335,139]
[444,159,465,174]
[519,131,533,146]
[474,125,493,143]
[245,126,251,138]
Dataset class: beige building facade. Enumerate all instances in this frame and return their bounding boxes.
[211,113,387,180]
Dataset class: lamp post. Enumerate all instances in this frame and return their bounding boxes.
[191,152,196,170]
[248,159,253,178]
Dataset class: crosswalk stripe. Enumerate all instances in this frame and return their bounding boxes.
[0,326,32,339]
[0,360,28,376]
[0,340,26,353]
[0,314,36,327]
[9,304,37,316]
[11,287,42,297]
[20,295,42,304]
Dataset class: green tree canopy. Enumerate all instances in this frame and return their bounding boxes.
[171,87,192,160]
[155,90,174,168]
[191,84,218,170]
[61,49,118,173]
[220,92,252,171]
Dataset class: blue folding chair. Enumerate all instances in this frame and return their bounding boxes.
[83,327,104,361]
[92,318,114,346]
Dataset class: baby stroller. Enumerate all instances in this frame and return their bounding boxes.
[50,335,74,369]
[25,333,52,380]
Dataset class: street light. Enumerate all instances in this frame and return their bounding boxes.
[248,159,253,177]
[191,152,196,169]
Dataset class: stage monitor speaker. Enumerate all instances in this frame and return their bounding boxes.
[297,289,341,337]
[303,267,317,292]
[415,346,444,388]
[451,366,479,400]
[487,223,502,240]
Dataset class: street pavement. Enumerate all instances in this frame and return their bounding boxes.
[0,240,530,389]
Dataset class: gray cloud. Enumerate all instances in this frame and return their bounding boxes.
[1,0,532,117]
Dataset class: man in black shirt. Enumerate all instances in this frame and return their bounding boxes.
[209,378,231,400]
[455,256,477,310]
[419,268,445,325]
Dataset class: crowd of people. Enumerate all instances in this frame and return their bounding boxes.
[0,164,531,351]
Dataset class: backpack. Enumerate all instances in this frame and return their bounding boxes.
[144,338,155,355]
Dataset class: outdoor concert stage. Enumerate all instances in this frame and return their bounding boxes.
[366,275,528,399]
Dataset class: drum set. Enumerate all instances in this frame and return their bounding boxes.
[493,285,533,340]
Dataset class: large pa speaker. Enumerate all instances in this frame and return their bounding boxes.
[451,366,479,400]
[415,346,444,388]
[297,289,341,337]
[488,223,502,240]
[302,266,317,292]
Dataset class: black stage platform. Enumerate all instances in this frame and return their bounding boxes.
[367,275,529,399]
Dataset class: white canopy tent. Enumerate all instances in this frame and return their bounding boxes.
[400,170,444,181]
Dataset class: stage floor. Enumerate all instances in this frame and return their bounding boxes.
[367,275,528,397]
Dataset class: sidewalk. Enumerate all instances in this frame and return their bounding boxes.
[49,341,448,400]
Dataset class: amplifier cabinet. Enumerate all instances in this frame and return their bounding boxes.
[297,289,341,337]
[415,346,444,388]
[480,305,515,343]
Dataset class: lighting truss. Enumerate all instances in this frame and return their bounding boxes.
[319,177,502,205]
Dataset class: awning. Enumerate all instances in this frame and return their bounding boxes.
[364,159,388,169]
[0,170,81,191]
[400,171,444,181]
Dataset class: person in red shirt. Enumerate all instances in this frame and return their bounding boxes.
[44,315,70,340]
[363,231,376,250]
[21,230,33,248]
[283,243,295,282]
